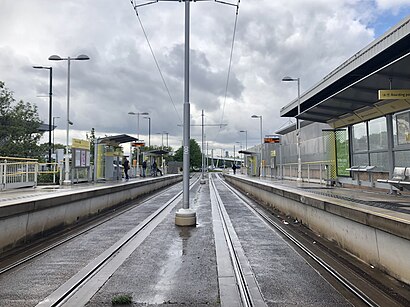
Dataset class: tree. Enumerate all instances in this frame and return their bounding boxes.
[0,81,43,158]
[174,139,202,169]
[86,127,96,163]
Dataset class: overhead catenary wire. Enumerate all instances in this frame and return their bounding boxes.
[218,0,240,134]
[130,0,182,124]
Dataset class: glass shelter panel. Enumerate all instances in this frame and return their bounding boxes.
[394,150,410,167]
[370,152,388,171]
[352,122,368,152]
[368,117,387,150]
[396,111,410,145]
[335,129,350,176]
[352,153,369,166]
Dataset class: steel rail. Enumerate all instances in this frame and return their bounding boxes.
[36,176,200,307]
[0,182,183,275]
[215,173,380,307]
[209,175,254,306]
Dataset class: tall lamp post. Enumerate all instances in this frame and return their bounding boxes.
[52,116,60,153]
[163,131,169,148]
[236,141,242,168]
[156,132,164,149]
[49,54,90,185]
[128,111,149,140]
[143,116,151,147]
[239,130,247,150]
[282,76,302,182]
[33,65,53,164]
[128,111,149,176]
[239,130,247,172]
[251,115,263,177]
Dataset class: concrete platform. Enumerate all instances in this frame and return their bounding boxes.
[225,174,410,285]
[0,175,182,254]
[0,174,409,305]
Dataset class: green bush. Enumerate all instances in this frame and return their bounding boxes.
[111,294,132,305]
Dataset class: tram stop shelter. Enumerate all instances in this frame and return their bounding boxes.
[94,134,137,181]
[278,16,410,189]
[142,149,170,176]
[239,150,260,177]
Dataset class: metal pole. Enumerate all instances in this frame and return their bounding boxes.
[148,117,151,147]
[53,116,59,153]
[182,0,190,209]
[48,68,53,164]
[260,116,263,178]
[297,78,302,182]
[201,109,205,180]
[137,113,140,140]
[64,57,71,185]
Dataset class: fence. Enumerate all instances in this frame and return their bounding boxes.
[265,160,333,185]
[0,157,59,191]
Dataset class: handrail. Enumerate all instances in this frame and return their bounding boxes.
[0,156,38,161]
[1,160,60,190]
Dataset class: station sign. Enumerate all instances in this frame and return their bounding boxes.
[71,138,90,150]
[132,141,145,147]
[264,135,281,143]
[378,89,410,100]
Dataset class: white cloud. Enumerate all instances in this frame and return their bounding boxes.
[1,0,408,155]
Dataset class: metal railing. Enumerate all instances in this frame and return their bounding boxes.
[265,160,333,185]
[0,157,59,191]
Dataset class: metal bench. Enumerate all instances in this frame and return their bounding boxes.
[346,165,376,186]
[377,167,410,192]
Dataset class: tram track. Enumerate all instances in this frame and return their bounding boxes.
[33,176,200,307]
[212,173,410,307]
[210,174,266,307]
[0,183,180,276]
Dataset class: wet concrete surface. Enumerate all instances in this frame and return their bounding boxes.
[0,175,380,306]
[0,183,184,307]
[87,181,220,306]
[213,178,352,306]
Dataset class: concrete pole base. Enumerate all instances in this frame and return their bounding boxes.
[63,180,72,186]
[175,208,197,226]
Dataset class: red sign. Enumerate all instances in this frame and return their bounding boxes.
[264,136,280,143]
[132,142,145,147]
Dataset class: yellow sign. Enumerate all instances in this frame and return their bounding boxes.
[270,150,276,157]
[378,90,410,100]
[71,138,90,150]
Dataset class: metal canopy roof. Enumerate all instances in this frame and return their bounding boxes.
[238,150,258,155]
[145,149,170,156]
[38,123,56,132]
[280,16,410,128]
[99,134,137,146]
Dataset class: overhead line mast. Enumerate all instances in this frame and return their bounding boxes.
[130,0,240,226]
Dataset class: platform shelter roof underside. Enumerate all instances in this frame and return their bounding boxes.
[280,16,410,128]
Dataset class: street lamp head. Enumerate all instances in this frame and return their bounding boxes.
[128,112,136,115]
[282,76,298,82]
[141,112,149,115]
[48,55,63,61]
[251,115,261,119]
[239,130,246,133]
[75,54,90,61]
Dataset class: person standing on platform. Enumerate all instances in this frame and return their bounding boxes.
[142,160,147,177]
[123,157,130,180]
[232,163,237,175]
[152,161,157,177]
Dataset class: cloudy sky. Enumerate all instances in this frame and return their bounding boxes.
[1,0,409,156]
